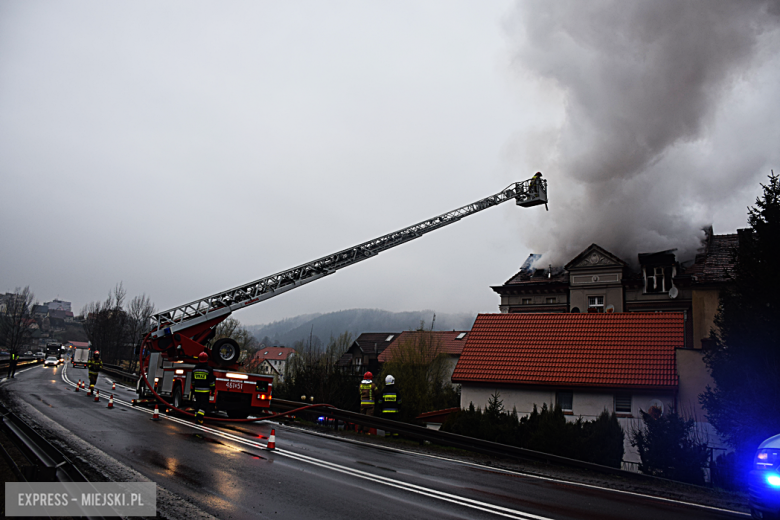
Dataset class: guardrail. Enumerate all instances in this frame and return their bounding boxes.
[0,358,43,370]
[99,364,139,386]
[0,403,88,482]
[271,398,683,486]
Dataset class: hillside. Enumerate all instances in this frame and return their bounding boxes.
[246,309,476,348]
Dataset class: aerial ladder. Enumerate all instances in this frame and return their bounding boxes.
[142,175,548,367]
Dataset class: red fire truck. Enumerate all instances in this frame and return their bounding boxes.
[138,177,547,419]
[136,351,273,418]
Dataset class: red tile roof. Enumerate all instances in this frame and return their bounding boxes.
[452,313,682,389]
[253,346,296,361]
[416,407,460,422]
[378,331,470,363]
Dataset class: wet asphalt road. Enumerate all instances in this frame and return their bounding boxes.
[3,363,747,520]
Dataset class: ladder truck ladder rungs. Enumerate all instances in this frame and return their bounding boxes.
[151,177,547,338]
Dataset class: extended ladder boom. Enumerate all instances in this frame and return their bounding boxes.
[151,177,547,338]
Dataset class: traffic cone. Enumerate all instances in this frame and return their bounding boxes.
[87,385,93,396]
[75,380,80,392]
[151,405,160,421]
[94,389,100,402]
[267,429,276,450]
[107,395,114,409]
[112,382,116,391]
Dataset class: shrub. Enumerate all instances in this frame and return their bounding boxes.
[631,407,709,485]
[442,394,624,468]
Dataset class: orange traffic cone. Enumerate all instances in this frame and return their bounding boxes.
[75,380,80,392]
[87,385,93,396]
[267,429,276,450]
[112,382,116,391]
[107,394,114,409]
[151,405,161,421]
[94,389,100,402]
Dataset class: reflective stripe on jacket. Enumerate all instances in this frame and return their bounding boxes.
[360,380,375,406]
[192,364,215,393]
[381,385,399,414]
[87,359,102,374]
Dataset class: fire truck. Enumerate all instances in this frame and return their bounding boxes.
[138,177,547,419]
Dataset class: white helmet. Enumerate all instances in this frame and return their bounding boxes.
[385,375,395,385]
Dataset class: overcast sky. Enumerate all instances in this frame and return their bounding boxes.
[2,1,778,326]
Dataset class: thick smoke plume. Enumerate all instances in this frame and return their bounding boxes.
[508,0,780,266]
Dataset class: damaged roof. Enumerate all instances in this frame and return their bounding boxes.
[690,233,739,284]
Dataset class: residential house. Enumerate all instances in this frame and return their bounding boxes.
[255,359,282,385]
[377,330,470,386]
[452,312,683,463]
[336,333,400,377]
[250,346,296,381]
[32,304,49,320]
[489,230,737,428]
[46,299,72,312]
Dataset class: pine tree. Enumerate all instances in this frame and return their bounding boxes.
[701,172,780,470]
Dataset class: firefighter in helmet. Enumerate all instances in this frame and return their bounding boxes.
[381,374,400,437]
[359,371,378,432]
[7,351,19,379]
[192,351,215,424]
[87,351,102,390]
[529,171,543,197]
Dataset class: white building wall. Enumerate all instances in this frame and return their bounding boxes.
[460,384,676,463]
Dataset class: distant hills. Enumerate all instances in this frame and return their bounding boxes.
[246,309,477,348]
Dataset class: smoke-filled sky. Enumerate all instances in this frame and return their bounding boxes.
[2,1,778,325]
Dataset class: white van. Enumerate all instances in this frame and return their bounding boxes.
[72,346,90,368]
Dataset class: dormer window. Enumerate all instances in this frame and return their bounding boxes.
[645,266,675,293]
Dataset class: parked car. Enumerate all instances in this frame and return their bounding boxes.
[34,352,45,359]
[44,357,59,367]
[750,433,780,519]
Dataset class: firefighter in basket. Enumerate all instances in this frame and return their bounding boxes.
[192,351,215,424]
[529,171,543,197]
[87,351,102,390]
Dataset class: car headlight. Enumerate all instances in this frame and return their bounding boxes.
[756,449,779,470]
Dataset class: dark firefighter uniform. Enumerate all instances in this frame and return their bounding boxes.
[8,352,19,378]
[381,377,400,437]
[87,356,103,389]
[192,361,215,424]
[529,172,543,197]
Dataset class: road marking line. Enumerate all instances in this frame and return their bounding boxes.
[60,364,550,519]
[60,364,748,518]
[263,417,751,517]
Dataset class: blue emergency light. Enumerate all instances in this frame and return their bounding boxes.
[768,474,780,487]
